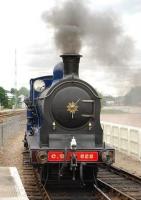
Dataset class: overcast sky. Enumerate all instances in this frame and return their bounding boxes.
[0,0,141,96]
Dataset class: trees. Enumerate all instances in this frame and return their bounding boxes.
[10,87,29,108]
[0,86,29,109]
[10,87,29,97]
[18,87,29,97]
[0,87,8,108]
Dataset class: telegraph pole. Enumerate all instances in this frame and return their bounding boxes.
[14,49,18,108]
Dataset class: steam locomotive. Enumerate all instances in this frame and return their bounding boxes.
[24,54,115,185]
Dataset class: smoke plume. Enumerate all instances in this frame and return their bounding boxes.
[130,70,141,86]
[42,0,134,69]
[42,0,84,54]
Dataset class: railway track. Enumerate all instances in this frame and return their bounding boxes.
[46,181,112,200]
[22,150,141,200]
[22,150,50,200]
[0,110,25,122]
[22,151,113,200]
[98,165,141,200]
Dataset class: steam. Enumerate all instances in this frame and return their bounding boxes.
[42,0,134,68]
[42,0,84,53]
[130,70,141,86]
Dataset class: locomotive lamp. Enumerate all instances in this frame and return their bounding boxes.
[52,121,56,130]
[88,122,92,130]
[70,136,77,150]
[33,79,45,92]
[70,136,77,181]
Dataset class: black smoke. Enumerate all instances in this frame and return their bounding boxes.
[42,0,134,70]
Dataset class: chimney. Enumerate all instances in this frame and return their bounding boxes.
[60,54,82,77]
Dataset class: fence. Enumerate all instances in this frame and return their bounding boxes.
[0,115,25,148]
[102,121,141,161]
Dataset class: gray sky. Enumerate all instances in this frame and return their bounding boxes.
[0,0,141,96]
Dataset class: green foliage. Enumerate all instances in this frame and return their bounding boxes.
[0,87,8,108]
[18,87,29,96]
[10,87,29,108]
[0,86,29,109]
[7,97,15,109]
[10,88,18,95]
[11,87,29,97]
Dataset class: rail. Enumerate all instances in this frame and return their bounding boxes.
[22,150,50,200]
[98,164,141,199]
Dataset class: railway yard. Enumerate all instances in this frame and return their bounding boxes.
[0,110,141,200]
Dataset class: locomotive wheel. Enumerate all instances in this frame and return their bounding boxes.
[82,165,98,187]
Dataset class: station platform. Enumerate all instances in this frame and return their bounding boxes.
[0,167,28,200]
